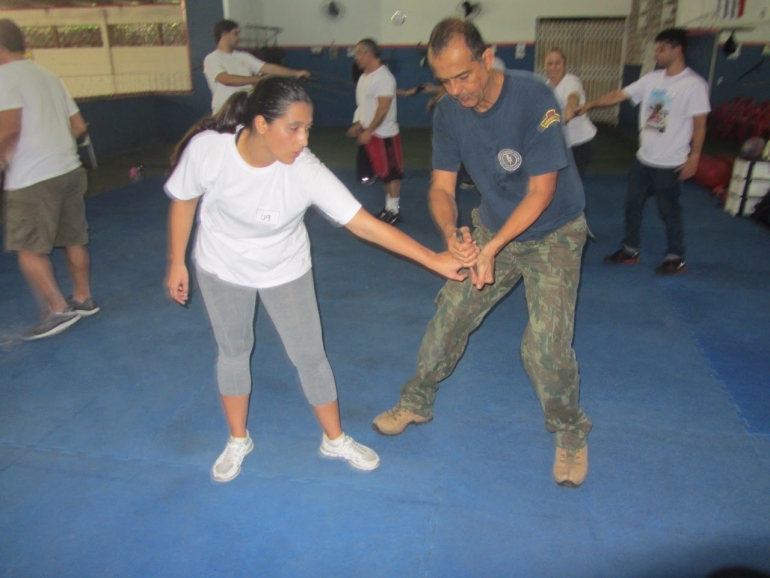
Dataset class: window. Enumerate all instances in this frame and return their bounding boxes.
[4,4,192,98]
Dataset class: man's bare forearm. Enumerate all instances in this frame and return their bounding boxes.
[582,89,628,112]
[260,63,308,79]
[0,133,19,167]
[215,72,260,87]
[364,99,392,134]
[0,108,22,169]
[689,114,707,158]
[429,186,460,241]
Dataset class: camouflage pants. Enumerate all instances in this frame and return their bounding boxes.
[399,210,592,450]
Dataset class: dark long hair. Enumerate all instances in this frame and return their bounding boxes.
[170,76,312,170]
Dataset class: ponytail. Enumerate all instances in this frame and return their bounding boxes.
[169,90,249,170]
[170,77,312,171]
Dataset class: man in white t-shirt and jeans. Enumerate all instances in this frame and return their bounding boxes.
[0,19,99,340]
[578,28,710,275]
[347,39,404,225]
[203,19,310,114]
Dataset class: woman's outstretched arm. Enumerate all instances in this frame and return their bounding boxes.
[344,208,467,281]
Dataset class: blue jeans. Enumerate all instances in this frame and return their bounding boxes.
[623,159,685,257]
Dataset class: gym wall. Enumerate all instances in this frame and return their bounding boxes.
[169,0,770,137]
[5,0,768,156]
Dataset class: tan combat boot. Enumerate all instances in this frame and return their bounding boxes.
[372,406,432,436]
[553,445,588,488]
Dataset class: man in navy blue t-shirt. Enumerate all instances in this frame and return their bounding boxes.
[372,18,593,488]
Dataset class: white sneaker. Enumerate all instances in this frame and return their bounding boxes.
[319,433,380,471]
[211,433,254,482]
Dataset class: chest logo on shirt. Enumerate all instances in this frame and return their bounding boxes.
[498,149,522,172]
[538,109,561,131]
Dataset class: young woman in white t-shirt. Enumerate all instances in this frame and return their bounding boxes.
[544,49,597,179]
[165,77,465,482]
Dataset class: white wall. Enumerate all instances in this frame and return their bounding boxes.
[223,0,264,29]
[232,0,632,46]
[225,0,770,48]
[677,0,770,41]
[223,0,770,46]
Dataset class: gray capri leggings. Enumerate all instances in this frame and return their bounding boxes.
[195,265,337,406]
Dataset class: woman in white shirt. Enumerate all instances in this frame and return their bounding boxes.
[165,77,464,482]
[544,49,597,179]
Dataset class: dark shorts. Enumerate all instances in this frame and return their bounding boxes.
[364,134,403,183]
[3,166,88,253]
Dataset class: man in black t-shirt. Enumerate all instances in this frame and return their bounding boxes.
[372,18,593,488]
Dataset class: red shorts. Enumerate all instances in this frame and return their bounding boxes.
[364,134,403,183]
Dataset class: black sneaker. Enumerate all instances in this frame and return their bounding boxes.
[654,258,686,275]
[359,176,377,187]
[67,296,100,316]
[376,209,402,225]
[24,307,81,341]
[603,248,640,264]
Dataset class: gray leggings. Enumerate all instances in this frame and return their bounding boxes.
[195,265,337,406]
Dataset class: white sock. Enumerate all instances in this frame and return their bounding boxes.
[230,434,249,443]
[386,197,400,213]
[324,433,345,446]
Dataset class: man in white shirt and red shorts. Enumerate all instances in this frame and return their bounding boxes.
[348,39,404,225]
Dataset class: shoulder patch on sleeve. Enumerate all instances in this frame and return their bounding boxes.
[539,109,561,131]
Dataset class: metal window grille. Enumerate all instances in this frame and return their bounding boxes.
[159,22,186,46]
[535,18,628,125]
[108,23,186,47]
[22,25,103,49]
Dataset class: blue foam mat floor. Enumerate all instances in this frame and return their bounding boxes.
[1,169,768,577]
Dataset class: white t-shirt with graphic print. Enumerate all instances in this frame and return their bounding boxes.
[165,131,362,289]
[353,65,399,138]
[623,68,710,168]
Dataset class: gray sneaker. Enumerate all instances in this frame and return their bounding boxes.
[24,307,81,340]
[320,433,380,471]
[67,296,100,316]
[212,433,254,482]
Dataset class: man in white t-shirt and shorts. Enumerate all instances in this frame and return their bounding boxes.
[0,19,99,340]
[347,39,404,225]
[203,19,310,114]
[578,28,710,275]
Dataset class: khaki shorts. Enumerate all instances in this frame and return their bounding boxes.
[3,167,88,254]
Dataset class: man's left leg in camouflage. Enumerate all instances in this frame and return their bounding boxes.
[516,215,592,486]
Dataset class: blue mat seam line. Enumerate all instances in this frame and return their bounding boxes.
[0,441,448,495]
[416,487,442,577]
[659,283,754,436]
